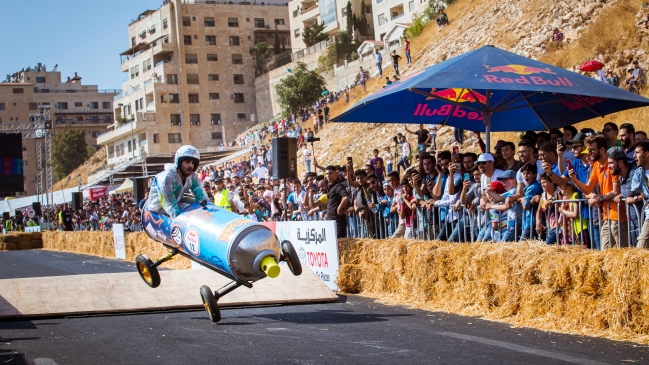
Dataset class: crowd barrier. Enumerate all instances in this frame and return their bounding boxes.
[298,198,648,249]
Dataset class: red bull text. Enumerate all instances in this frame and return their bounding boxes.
[484,64,573,87]
[413,104,484,120]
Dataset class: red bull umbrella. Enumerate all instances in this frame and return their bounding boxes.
[331,45,649,150]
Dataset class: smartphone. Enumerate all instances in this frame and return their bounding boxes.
[464,173,471,181]
[248,191,254,197]
[347,156,352,163]
[453,146,459,154]
[486,177,492,186]
[565,159,573,170]
[454,163,461,170]
[557,137,563,145]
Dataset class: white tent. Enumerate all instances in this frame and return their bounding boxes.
[0,187,90,214]
[111,178,133,194]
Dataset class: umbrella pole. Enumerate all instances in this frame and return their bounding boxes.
[485,119,491,153]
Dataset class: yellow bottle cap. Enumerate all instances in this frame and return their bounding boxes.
[260,256,280,278]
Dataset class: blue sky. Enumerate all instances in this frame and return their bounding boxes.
[0,0,162,90]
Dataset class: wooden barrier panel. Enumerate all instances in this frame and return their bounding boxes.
[0,266,337,318]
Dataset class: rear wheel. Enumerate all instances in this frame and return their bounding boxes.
[281,241,302,276]
[136,254,161,288]
[200,285,221,323]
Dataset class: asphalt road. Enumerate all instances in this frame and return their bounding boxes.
[0,250,647,365]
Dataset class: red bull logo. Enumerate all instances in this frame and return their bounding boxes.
[426,88,487,104]
[484,64,573,87]
[413,103,485,121]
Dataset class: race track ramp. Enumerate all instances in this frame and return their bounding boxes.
[0,265,337,318]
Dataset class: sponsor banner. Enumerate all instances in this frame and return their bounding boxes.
[112,223,126,259]
[88,186,109,201]
[25,226,41,233]
[262,220,339,291]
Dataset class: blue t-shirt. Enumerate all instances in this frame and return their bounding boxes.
[562,158,591,218]
[523,180,542,229]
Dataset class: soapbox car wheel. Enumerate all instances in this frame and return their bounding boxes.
[136,254,161,288]
[200,285,221,323]
[281,241,302,276]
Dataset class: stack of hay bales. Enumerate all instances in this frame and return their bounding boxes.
[0,232,43,251]
[337,238,649,344]
[42,231,190,270]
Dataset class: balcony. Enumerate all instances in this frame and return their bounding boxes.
[97,113,155,145]
[153,40,173,56]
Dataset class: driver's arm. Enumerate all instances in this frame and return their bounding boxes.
[159,175,183,218]
[189,173,209,203]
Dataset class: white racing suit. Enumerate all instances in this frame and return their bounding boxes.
[146,164,208,218]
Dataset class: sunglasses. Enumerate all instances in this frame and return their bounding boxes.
[602,128,613,133]
[571,145,583,150]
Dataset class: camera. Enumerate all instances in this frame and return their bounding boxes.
[306,136,321,143]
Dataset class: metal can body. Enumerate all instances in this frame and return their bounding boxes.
[142,201,280,282]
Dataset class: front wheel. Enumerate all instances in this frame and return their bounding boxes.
[136,254,161,288]
[281,241,302,276]
[200,285,221,323]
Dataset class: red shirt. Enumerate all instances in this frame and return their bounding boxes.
[405,40,410,51]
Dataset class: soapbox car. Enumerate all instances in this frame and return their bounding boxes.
[137,199,302,322]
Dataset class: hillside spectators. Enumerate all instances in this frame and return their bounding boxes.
[404,124,431,153]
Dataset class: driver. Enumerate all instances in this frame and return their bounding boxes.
[146,145,209,218]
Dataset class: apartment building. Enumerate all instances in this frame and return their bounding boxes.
[99,0,290,168]
[288,0,373,51]
[0,67,117,195]
[373,0,428,45]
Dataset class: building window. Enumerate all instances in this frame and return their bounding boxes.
[234,93,244,103]
[163,19,168,29]
[366,6,372,13]
[169,94,180,103]
[153,133,159,143]
[204,17,215,27]
[74,102,83,107]
[13,88,24,94]
[40,89,49,93]
[232,54,243,64]
[89,102,98,109]
[103,101,111,109]
[233,74,244,84]
[89,116,99,123]
[103,115,112,124]
[142,58,152,72]
[187,74,199,84]
[58,102,68,110]
[254,18,265,28]
[378,13,386,26]
[170,114,182,126]
[205,35,216,45]
[294,29,300,38]
[211,114,221,125]
[168,133,182,143]
[185,54,198,64]
[131,36,136,47]
[208,74,219,81]
[207,54,218,61]
[188,94,199,103]
[167,74,178,84]
[255,36,267,43]
[182,17,191,26]
[130,65,139,79]
[75,116,84,122]
[293,10,298,18]
[209,93,220,100]
[0,103,5,110]
[212,132,223,140]
[36,77,46,83]
[228,17,238,27]
[184,35,192,45]
[275,19,285,25]
[237,113,246,120]
[190,114,201,125]
[229,36,240,46]
[29,103,37,110]
[408,0,414,11]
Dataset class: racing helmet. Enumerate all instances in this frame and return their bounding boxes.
[175,145,200,172]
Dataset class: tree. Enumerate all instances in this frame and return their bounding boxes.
[345,1,353,36]
[249,42,271,71]
[52,126,87,180]
[302,21,328,47]
[354,0,371,36]
[337,30,352,45]
[273,25,281,55]
[275,62,326,116]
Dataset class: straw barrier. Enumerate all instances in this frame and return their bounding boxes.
[337,238,649,344]
[41,232,191,270]
[0,232,43,251]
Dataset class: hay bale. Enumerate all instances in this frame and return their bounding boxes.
[4,242,17,250]
[42,231,191,270]
[31,240,43,249]
[3,235,18,244]
[337,238,649,344]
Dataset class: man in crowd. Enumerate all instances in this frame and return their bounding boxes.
[602,122,622,149]
[359,66,367,92]
[391,50,402,76]
[570,135,626,249]
[611,146,639,247]
[477,153,504,241]
[501,141,521,171]
[396,133,411,173]
[631,139,649,247]
[325,165,350,238]
[620,123,636,163]
[375,49,383,77]
[59,203,74,231]
[369,149,386,182]
[404,124,431,154]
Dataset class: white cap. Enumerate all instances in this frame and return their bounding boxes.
[475,153,494,165]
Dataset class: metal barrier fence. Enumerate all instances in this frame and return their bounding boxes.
[285,198,647,249]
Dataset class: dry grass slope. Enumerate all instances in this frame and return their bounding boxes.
[338,238,649,344]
